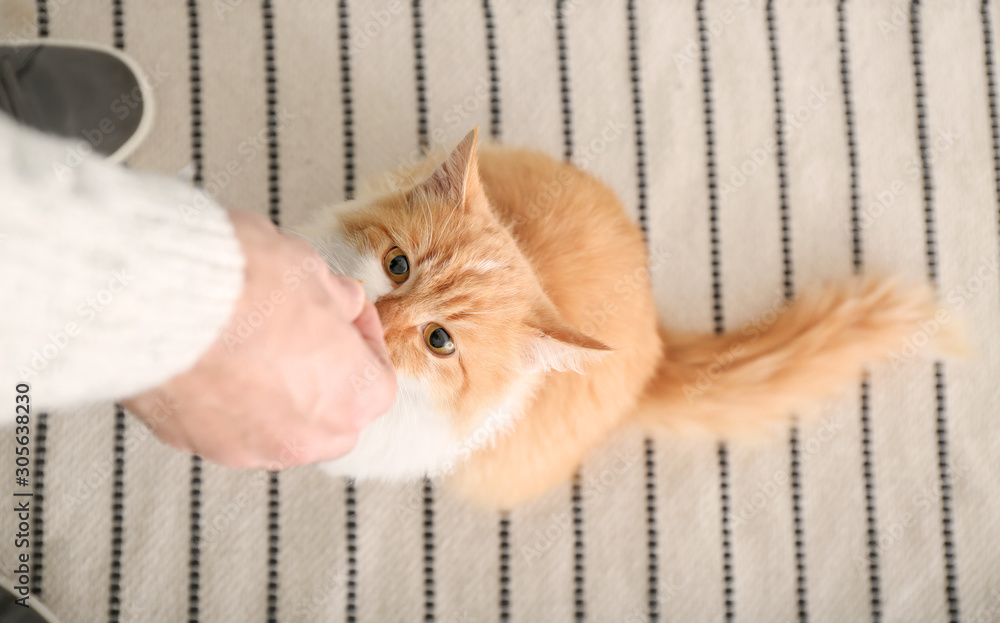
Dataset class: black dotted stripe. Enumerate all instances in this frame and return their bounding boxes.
[983,0,1000,292]
[187,0,204,187]
[264,0,280,227]
[498,514,510,621]
[859,376,881,622]
[910,3,960,621]
[933,362,957,621]
[643,438,658,621]
[31,0,49,560]
[911,0,940,285]
[111,0,124,51]
[555,1,584,618]
[423,478,435,622]
[717,443,734,622]
[108,10,127,622]
[266,473,279,623]
[262,3,282,621]
[409,4,435,618]
[697,0,724,336]
[838,2,882,619]
[571,473,584,622]
[788,425,807,623]
[627,0,648,242]
[556,0,572,162]
[480,1,509,618]
[839,0,864,275]
[697,1,734,619]
[35,0,48,37]
[345,481,357,622]
[185,1,204,619]
[626,2,658,619]
[30,411,46,598]
[413,0,429,150]
[764,3,808,620]
[339,0,355,201]
[189,456,202,623]
[766,0,793,301]
[109,405,126,623]
[482,0,501,141]
[339,1,359,619]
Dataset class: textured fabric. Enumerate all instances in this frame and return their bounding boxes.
[0,114,244,410]
[0,0,998,621]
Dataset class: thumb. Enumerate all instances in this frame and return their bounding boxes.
[326,274,366,321]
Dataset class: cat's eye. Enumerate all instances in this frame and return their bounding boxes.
[423,323,456,356]
[383,246,410,283]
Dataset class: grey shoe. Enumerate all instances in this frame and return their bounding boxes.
[0,575,61,623]
[0,40,154,163]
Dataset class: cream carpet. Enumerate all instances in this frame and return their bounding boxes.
[1,0,998,621]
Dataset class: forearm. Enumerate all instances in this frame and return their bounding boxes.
[0,115,244,410]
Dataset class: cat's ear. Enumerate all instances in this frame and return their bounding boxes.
[522,305,612,374]
[423,128,485,207]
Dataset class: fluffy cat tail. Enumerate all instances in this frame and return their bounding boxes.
[632,277,964,437]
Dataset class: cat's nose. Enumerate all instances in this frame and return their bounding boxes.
[374,297,406,340]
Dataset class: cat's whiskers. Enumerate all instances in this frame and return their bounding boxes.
[438,194,463,239]
[414,186,437,250]
[279,227,351,275]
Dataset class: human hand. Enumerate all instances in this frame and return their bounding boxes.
[122,207,397,469]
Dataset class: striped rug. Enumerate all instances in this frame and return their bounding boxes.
[0,1,998,621]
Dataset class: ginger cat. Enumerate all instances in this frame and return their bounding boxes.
[294,129,955,510]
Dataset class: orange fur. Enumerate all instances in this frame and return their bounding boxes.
[310,129,957,510]
[633,277,963,438]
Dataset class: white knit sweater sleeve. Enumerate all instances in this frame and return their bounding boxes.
[0,115,245,411]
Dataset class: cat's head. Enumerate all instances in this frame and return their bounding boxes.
[309,129,608,479]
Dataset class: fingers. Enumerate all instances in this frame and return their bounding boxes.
[353,298,388,350]
[139,208,392,472]
[323,272,366,322]
[201,430,361,470]
[351,299,396,422]
[293,431,360,466]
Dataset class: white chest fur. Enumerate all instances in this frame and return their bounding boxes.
[319,373,539,480]
[319,375,459,479]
